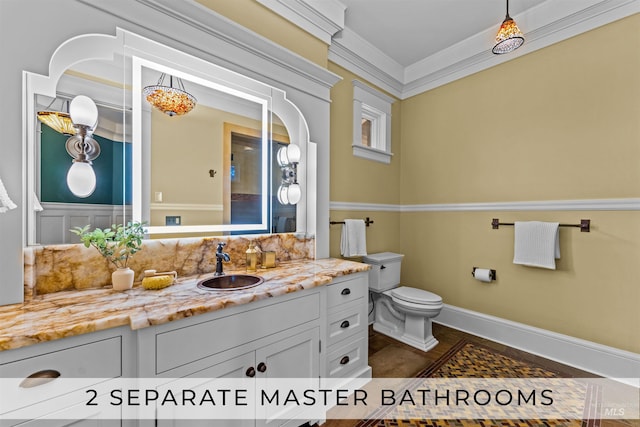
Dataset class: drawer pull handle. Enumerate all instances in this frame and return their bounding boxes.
[246,367,256,378]
[257,362,267,373]
[340,356,350,365]
[341,288,351,295]
[19,369,61,388]
[340,320,350,329]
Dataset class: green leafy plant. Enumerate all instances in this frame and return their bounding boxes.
[71,221,146,269]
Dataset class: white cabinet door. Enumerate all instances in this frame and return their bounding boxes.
[157,351,255,427]
[256,327,319,427]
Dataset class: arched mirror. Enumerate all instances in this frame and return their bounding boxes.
[24,28,310,245]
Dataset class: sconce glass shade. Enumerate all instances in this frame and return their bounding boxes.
[37,111,75,136]
[277,143,301,166]
[492,16,525,54]
[143,74,197,116]
[69,95,99,129]
[66,161,96,198]
[277,183,301,205]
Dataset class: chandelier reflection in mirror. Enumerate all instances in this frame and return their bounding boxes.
[276,143,301,205]
[37,99,75,136]
[65,95,100,198]
[143,73,197,116]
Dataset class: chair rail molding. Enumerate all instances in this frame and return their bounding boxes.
[330,198,640,212]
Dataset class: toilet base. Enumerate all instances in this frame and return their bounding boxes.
[373,318,439,352]
[371,292,440,352]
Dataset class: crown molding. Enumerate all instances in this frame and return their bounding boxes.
[255,0,346,44]
[401,0,640,98]
[264,0,639,99]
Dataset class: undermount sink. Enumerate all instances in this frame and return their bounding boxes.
[197,274,264,291]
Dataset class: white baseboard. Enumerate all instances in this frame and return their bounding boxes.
[434,304,640,383]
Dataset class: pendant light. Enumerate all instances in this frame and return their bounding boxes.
[492,0,525,55]
[143,73,197,116]
[37,99,75,136]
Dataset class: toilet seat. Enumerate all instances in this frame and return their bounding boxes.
[390,286,442,306]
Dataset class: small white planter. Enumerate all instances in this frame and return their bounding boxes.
[112,267,134,291]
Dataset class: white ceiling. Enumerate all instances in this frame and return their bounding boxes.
[257,0,638,98]
[340,0,543,67]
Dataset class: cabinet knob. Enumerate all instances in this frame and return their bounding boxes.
[246,367,256,378]
[340,320,350,329]
[19,369,61,388]
[340,356,350,365]
[257,362,267,373]
[341,288,351,295]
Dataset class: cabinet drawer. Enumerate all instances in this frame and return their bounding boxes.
[156,292,319,374]
[0,337,122,414]
[326,333,367,378]
[327,299,367,347]
[327,275,367,307]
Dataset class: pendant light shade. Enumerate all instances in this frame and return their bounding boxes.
[37,99,75,136]
[492,0,525,55]
[143,73,197,116]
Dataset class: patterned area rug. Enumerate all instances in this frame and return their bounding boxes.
[355,340,599,427]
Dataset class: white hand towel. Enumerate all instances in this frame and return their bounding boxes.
[340,219,367,257]
[513,221,560,270]
[0,177,17,213]
[32,192,43,212]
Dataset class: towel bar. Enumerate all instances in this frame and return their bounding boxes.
[491,218,590,232]
[330,217,374,227]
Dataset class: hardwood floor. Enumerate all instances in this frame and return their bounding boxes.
[313,323,638,427]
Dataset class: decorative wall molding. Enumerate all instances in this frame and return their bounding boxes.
[150,203,223,211]
[435,304,640,383]
[330,198,640,212]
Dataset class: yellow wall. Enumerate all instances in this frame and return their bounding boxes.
[328,63,403,258]
[399,15,640,353]
[194,3,639,353]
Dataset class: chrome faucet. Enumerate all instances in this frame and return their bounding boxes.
[214,242,230,276]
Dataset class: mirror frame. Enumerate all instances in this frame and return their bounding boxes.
[133,57,269,234]
[24,28,311,244]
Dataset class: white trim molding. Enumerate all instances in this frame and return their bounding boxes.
[255,0,345,44]
[352,80,394,164]
[150,203,223,211]
[330,198,640,212]
[435,304,640,384]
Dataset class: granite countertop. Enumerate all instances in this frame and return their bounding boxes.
[0,258,369,352]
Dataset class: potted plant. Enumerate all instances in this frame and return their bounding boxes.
[71,221,146,290]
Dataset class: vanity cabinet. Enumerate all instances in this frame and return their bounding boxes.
[0,326,136,426]
[323,273,370,383]
[138,289,322,427]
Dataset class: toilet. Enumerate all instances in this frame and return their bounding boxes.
[362,252,443,352]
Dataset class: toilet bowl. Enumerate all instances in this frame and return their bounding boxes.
[363,253,443,352]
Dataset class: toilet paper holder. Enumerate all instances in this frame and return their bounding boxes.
[472,267,496,281]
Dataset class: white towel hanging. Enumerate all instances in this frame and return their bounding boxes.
[0,177,17,213]
[513,221,560,270]
[340,219,367,257]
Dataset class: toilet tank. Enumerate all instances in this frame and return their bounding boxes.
[362,252,404,292]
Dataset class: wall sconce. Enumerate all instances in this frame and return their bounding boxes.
[65,95,100,198]
[276,143,301,205]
